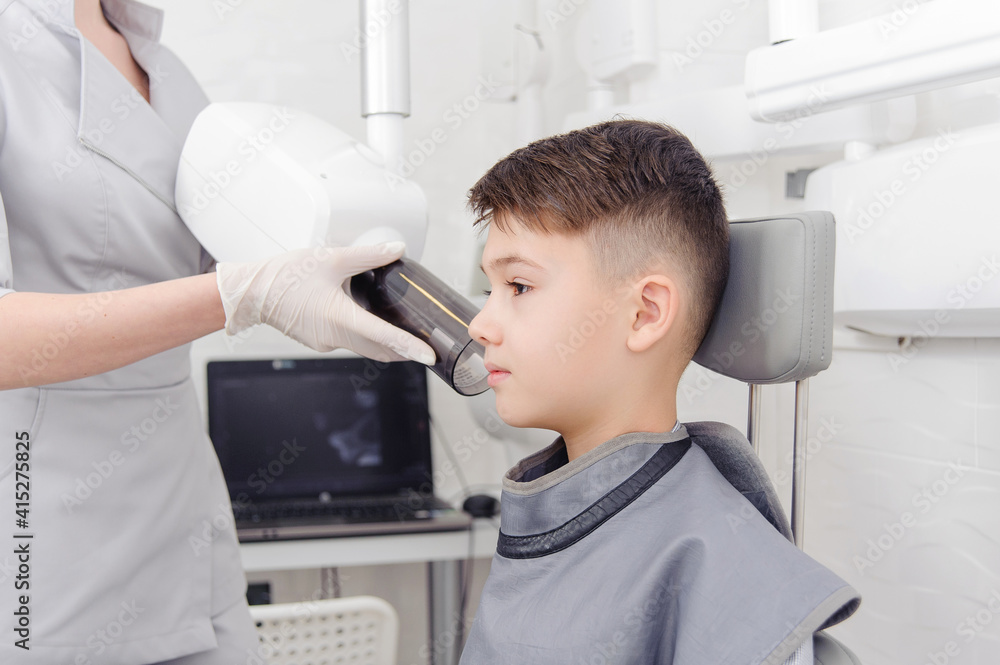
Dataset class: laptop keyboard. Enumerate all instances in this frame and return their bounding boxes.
[232,495,453,524]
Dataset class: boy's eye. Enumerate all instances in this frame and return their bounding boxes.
[482,281,531,298]
[507,280,530,296]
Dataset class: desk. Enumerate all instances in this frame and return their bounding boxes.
[241,521,499,665]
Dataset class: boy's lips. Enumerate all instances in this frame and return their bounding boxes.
[485,362,511,388]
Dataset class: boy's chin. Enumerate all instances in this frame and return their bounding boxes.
[494,400,548,431]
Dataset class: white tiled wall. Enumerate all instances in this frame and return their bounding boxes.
[806,338,1000,664]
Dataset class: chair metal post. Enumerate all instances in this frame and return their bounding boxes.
[428,560,464,665]
[747,384,763,454]
[790,378,810,548]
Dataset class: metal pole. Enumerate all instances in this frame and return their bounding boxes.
[427,560,463,665]
[360,0,410,172]
[747,384,762,454]
[768,0,819,44]
[790,378,809,548]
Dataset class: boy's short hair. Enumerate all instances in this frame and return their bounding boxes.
[468,119,730,359]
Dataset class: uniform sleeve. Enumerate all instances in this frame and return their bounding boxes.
[199,247,216,274]
[0,189,13,299]
[0,74,11,301]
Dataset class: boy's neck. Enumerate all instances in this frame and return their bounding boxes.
[560,393,679,462]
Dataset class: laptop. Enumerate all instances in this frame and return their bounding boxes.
[206,357,472,542]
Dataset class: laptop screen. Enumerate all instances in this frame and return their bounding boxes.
[207,357,433,501]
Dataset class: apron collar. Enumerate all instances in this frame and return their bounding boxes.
[497,436,693,559]
[504,423,687,493]
[496,425,692,544]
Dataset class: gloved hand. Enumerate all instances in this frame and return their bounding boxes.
[216,242,436,364]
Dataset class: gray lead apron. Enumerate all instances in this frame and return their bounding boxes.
[461,427,860,665]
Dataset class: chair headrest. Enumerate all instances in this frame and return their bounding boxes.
[693,211,835,384]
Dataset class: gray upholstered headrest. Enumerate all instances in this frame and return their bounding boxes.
[693,211,835,384]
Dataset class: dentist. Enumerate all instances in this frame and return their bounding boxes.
[0,0,432,663]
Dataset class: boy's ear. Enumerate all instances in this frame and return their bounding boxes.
[626,274,681,353]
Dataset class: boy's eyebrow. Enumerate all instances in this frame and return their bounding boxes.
[480,255,546,273]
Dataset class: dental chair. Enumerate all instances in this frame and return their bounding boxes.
[688,211,861,665]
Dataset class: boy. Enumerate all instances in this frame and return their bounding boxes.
[460,120,859,664]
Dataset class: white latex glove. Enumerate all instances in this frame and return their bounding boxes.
[216,242,436,364]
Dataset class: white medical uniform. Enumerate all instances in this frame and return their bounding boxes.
[0,1,253,662]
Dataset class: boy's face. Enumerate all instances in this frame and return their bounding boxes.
[469,220,631,436]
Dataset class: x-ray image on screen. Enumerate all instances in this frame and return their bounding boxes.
[327,390,382,467]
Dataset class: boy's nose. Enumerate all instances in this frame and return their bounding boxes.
[468,301,499,345]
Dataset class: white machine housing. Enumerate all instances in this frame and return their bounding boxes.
[804,122,1000,338]
[175,103,428,263]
